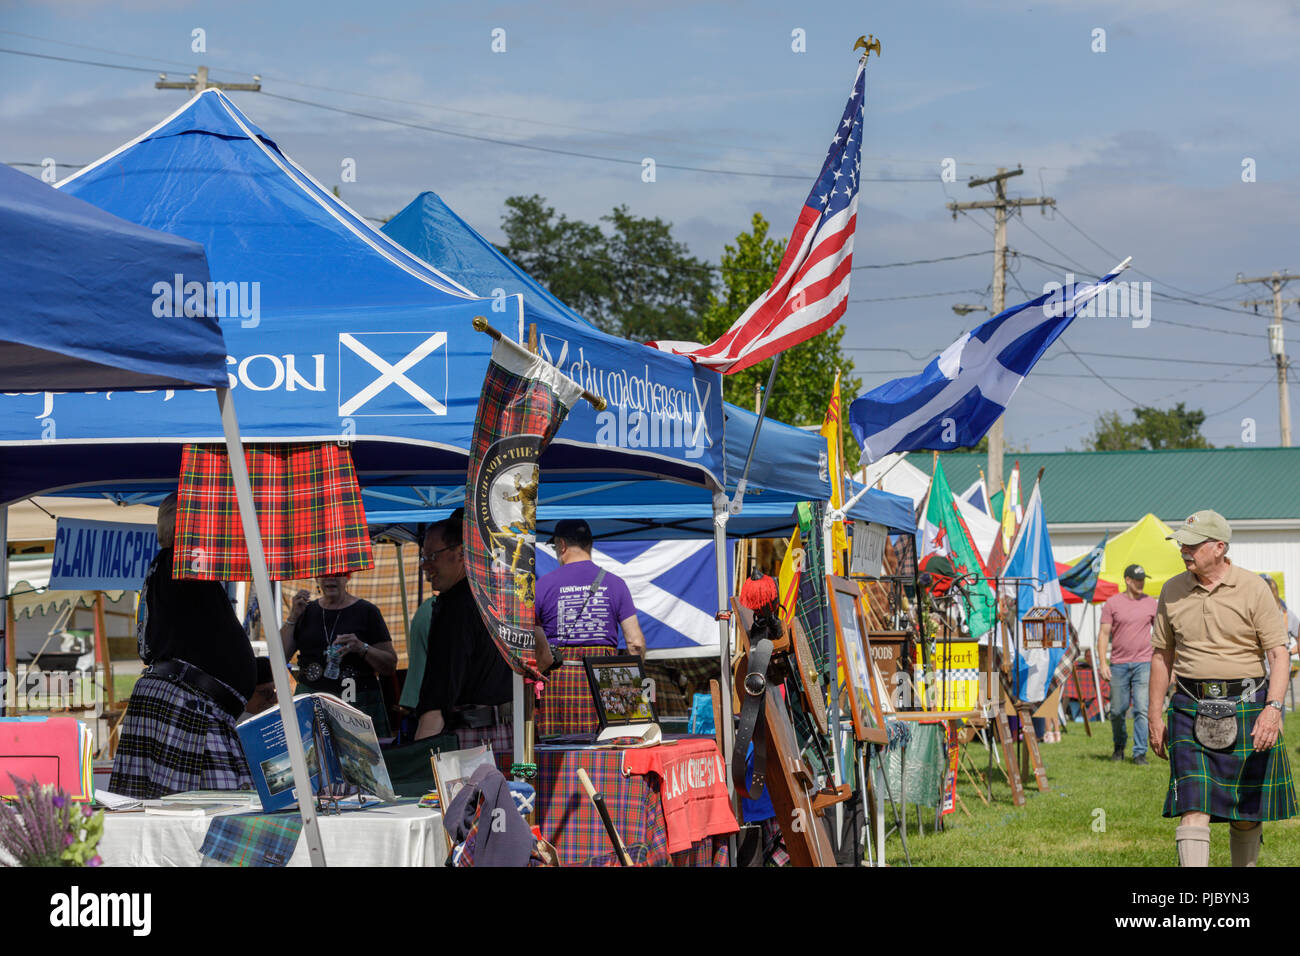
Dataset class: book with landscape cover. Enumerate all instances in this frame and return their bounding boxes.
[236,694,396,812]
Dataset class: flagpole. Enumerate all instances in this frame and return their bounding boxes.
[728,353,782,515]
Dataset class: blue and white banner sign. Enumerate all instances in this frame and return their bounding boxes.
[49,518,159,591]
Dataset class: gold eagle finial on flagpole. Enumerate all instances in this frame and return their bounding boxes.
[854,34,881,60]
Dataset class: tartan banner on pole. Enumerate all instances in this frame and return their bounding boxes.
[173,442,373,580]
[466,330,585,676]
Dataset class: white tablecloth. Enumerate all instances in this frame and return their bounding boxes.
[97,803,446,867]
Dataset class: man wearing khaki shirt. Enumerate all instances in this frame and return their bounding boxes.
[1149,510,1296,867]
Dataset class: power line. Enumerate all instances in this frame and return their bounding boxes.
[0,46,160,74]
[847,288,986,304]
[257,90,935,182]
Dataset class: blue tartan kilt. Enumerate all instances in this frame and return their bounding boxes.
[1163,687,1297,822]
[109,672,253,799]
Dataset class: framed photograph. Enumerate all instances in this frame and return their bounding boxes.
[827,575,888,743]
[584,655,658,730]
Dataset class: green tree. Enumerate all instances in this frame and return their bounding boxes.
[1085,403,1211,450]
[700,213,861,457]
[497,195,711,339]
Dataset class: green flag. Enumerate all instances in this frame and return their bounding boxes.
[923,459,998,640]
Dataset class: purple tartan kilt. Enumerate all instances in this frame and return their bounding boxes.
[536,645,617,738]
[109,672,252,799]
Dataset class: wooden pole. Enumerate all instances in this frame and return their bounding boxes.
[93,591,114,709]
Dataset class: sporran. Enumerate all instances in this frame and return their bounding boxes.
[1193,698,1238,751]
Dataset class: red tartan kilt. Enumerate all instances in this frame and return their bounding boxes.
[536,645,617,738]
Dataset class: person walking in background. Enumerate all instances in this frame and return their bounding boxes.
[1097,564,1158,765]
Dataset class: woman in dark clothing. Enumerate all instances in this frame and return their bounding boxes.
[280,573,398,737]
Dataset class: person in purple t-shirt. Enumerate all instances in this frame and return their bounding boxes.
[1097,563,1159,765]
[533,519,646,737]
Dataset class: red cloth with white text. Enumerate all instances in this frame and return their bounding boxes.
[622,739,738,854]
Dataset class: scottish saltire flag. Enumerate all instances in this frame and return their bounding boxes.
[1058,535,1108,603]
[849,259,1131,463]
[1001,481,1071,701]
[537,540,731,655]
[465,333,584,676]
[646,58,867,373]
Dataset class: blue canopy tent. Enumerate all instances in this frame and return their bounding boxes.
[0,163,327,864]
[0,90,724,505]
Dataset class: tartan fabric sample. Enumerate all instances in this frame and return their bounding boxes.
[200,811,303,867]
[1063,663,1110,719]
[108,673,252,799]
[536,645,616,738]
[533,747,726,867]
[1163,689,1298,822]
[174,442,373,581]
[465,336,583,676]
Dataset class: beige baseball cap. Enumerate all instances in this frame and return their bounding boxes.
[1167,509,1232,545]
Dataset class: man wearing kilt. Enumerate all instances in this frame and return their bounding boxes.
[534,520,646,738]
[109,494,256,799]
[1149,510,1296,866]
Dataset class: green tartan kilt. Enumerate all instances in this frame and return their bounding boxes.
[1163,689,1297,822]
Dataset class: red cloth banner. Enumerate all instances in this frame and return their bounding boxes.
[622,739,739,854]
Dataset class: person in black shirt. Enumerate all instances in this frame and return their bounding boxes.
[280,573,398,737]
[415,513,515,753]
[109,493,257,799]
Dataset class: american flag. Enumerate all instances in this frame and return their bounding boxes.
[648,58,866,374]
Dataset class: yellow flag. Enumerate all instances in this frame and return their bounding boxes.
[777,527,802,627]
[820,369,848,574]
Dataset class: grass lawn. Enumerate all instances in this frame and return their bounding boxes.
[883,709,1300,866]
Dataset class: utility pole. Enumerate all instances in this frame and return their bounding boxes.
[947,166,1054,494]
[1238,270,1300,446]
[155,65,261,93]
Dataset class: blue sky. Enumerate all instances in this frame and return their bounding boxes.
[3,0,1298,453]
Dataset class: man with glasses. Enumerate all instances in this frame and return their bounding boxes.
[413,510,515,758]
[1149,509,1296,866]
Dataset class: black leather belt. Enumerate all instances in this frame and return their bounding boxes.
[147,659,245,720]
[1178,678,1261,700]
[449,702,513,729]
[732,637,774,800]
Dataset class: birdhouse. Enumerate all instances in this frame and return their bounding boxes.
[1022,606,1069,650]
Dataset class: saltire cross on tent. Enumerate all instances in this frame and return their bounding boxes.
[0,164,329,866]
[848,259,1132,465]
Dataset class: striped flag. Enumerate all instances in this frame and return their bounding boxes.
[646,59,866,373]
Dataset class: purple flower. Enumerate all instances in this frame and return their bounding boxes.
[64,833,76,847]
[88,855,103,868]
[82,805,94,818]
[51,795,66,809]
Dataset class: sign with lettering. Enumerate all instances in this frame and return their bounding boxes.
[48,518,158,591]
